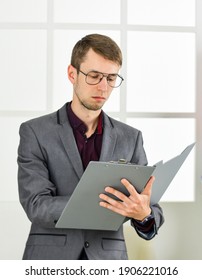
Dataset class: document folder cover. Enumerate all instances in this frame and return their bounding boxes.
[150,143,195,205]
[55,143,195,231]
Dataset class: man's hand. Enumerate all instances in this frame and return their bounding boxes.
[99,176,155,221]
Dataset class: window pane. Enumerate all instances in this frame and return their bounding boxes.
[127,118,195,202]
[0,0,47,22]
[127,31,195,112]
[54,0,120,24]
[53,30,121,111]
[0,117,28,201]
[102,89,120,113]
[128,0,195,26]
[0,30,47,111]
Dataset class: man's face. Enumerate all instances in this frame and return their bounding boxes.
[69,48,120,111]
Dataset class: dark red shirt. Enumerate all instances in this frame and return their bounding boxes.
[67,102,103,170]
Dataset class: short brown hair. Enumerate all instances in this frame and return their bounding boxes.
[71,34,122,70]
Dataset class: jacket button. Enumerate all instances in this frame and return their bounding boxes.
[84,241,90,248]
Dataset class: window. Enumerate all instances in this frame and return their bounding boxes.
[0,0,198,202]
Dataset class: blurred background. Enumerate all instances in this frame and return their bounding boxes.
[0,0,202,259]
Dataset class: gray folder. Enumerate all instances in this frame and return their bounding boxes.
[150,143,195,205]
[55,143,195,231]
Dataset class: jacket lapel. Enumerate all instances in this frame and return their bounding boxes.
[99,113,117,162]
[56,104,84,179]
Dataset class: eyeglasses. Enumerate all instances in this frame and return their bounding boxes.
[78,69,124,88]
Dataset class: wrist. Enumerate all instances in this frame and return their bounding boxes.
[135,209,152,223]
[134,211,153,224]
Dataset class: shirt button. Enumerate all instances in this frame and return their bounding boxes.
[84,241,90,248]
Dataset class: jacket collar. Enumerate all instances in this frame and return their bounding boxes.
[56,102,117,178]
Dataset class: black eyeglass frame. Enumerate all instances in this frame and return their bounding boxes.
[78,69,124,88]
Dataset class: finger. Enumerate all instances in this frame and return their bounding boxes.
[99,193,126,213]
[99,187,130,204]
[99,200,128,217]
[120,178,139,197]
[142,176,155,196]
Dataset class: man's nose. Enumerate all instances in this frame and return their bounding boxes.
[97,76,108,91]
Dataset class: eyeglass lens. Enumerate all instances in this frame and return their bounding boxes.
[86,71,123,88]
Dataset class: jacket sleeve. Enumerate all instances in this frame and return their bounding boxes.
[130,130,165,240]
[17,122,67,228]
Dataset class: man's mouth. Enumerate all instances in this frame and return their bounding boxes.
[92,96,106,101]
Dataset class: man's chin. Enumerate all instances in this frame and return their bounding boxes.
[81,101,104,111]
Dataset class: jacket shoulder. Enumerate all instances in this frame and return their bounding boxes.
[107,115,141,135]
[20,103,68,130]
[21,111,57,127]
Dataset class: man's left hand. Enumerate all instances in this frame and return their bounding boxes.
[99,176,155,221]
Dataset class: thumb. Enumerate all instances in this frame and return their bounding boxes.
[142,176,155,196]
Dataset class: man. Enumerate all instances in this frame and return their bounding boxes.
[18,34,164,260]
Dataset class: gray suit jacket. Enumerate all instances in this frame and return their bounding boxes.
[18,103,164,260]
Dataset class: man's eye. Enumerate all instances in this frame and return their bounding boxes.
[88,73,100,79]
[108,75,117,81]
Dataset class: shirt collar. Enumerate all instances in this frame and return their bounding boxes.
[67,102,103,135]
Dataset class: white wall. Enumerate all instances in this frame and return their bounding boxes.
[0,0,202,260]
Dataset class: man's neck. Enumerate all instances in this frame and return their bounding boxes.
[70,101,101,138]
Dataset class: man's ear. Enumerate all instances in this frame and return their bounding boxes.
[67,65,77,84]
